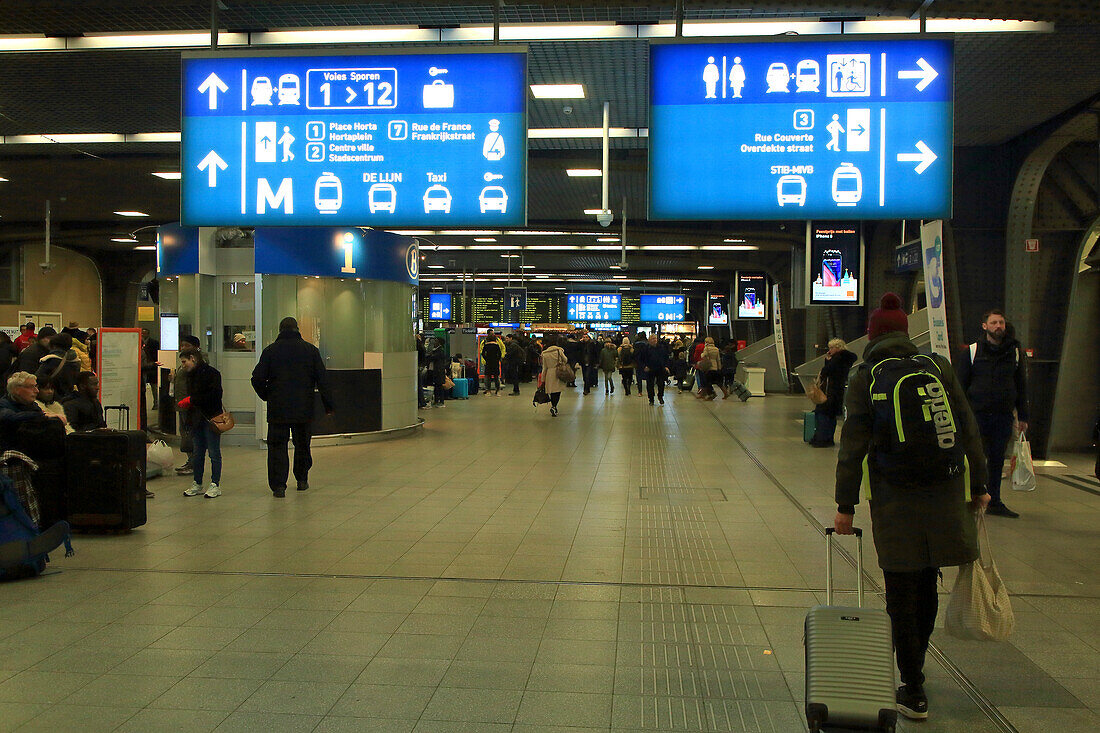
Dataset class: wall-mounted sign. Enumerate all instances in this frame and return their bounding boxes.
[707,293,729,326]
[567,294,621,322]
[736,272,768,319]
[639,294,686,323]
[807,221,864,305]
[428,293,452,321]
[254,227,417,284]
[182,49,527,226]
[650,37,953,220]
[157,224,200,275]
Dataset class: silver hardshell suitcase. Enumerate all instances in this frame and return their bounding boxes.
[804,528,898,732]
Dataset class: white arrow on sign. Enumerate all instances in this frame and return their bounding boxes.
[197,72,229,110]
[197,150,228,187]
[896,140,937,174]
[345,86,357,103]
[897,58,938,92]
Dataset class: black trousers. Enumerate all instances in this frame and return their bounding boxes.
[506,363,521,393]
[582,365,598,391]
[883,566,939,689]
[267,422,313,490]
[975,411,1015,505]
[645,371,665,402]
[619,368,634,393]
[549,391,561,408]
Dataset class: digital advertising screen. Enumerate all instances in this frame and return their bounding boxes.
[649,37,953,220]
[707,293,730,326]
[807,221,863,305]
[567,294,621,322]
[182,49,527,226]
[736,272,768,319]
[428,293,452,321]
[640,294,686,323]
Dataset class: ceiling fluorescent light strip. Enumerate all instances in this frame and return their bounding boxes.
[252,27,440,45]
[0,20,1051,54]
[0,132,180,145]
[70,31,249,49]
[529,128,644,139]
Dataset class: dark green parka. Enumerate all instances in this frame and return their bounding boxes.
[835,332,989,572]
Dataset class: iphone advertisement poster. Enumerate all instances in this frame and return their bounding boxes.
[808,221,863,305]
[736,272,768,319]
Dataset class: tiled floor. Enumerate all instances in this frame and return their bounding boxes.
[2,386,1097,732]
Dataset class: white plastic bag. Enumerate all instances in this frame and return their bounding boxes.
[1011,433,1037,492]
[147,440,174,472]
[945,513,1016,642]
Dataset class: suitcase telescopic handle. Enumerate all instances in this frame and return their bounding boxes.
[824,527,864,608]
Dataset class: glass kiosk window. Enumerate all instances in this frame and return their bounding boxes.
[222,281,255,351]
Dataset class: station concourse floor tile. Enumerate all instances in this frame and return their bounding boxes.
[2,385,1097,732]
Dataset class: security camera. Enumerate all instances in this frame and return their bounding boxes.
[596,211,614,227]
[562,105,573,115]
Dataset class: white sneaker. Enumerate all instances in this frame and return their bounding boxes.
[204,483,222,499]
[184,481,203,497]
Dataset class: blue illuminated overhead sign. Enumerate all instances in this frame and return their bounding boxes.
[429,293,453,320]
[567,294,621,322]
[182,49,527,226]
[639,294,686,322]
[254,226,418,284]
[650,37,953,220]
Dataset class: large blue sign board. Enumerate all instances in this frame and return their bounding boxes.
[567,294,621,322]
[639,294,686,323]
[182,50,526,226]
[650,37,953,220]
[254,227,418,284]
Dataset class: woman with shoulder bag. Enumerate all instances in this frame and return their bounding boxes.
[178,351,225,498]
[539,335,569,417]
[810,338,857,447]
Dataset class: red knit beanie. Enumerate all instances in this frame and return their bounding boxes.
[866,293,908,340]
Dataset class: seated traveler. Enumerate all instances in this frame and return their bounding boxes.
[34,333,81,398]
[62,372,107,432]
[35,378,72,434]
[0,372,64,454]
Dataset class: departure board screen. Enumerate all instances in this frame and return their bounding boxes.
[621,296,640,324]
[467,296,505,322]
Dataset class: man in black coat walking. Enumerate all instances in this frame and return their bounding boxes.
[251,317,334,498]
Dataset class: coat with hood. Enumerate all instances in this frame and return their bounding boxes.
[35,349,80,397]
[69,339,93,372]
[539,345,569,394]
[816,348,858,418]
[598,343,618,372]
[835,332,988,573]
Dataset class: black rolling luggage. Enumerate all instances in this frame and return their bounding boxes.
[65,430,147,531]
[12,420,69,528]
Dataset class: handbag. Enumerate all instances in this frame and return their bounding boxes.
[209,411,236,434]
[945,512,1015,642]
[554,353,574,383]
[533,385,551,405]
[1011,433,1036,491]
[805,378,827,405]
[443,376,455,390]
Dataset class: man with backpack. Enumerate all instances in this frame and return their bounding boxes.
[834,293,989,722]
[956,309,1029,518]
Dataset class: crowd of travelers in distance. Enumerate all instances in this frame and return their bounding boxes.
[418,328,752,415]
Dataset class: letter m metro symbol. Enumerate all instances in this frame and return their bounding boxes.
[257,178,294,214]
